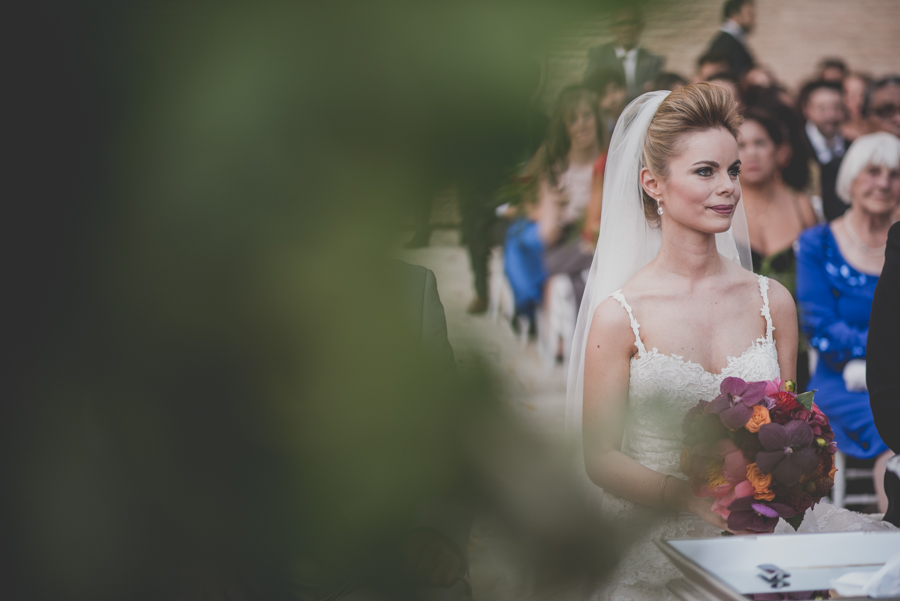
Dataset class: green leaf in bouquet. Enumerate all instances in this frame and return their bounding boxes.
[785,513,805,531]
[796,390,815,411]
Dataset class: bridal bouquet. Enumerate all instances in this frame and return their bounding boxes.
[680,378,837,533]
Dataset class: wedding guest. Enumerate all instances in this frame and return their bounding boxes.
[842,72,872,142]
[653,71,687,92]
[817,57,848,84]
[703,0,756,80]
[868,221,900,526]
[744,87,815,211]
[504,86,604,322]
[695,51,731,83]
[796,132,900,512]
[583,5,663,102]
[801,80,849,221]
[740,108,817,294]
[865,75,900,138]
[739,108,818,389]
[584,67,626,143]
[743,65,775,90]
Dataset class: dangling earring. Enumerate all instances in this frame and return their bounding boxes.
[656,198,663,216]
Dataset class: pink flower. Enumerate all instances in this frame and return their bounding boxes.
[696,439,752,498]
[712,479,754,520]
[716,439,751,483]
[764,378,783,396]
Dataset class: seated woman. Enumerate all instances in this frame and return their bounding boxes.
[796,132,900,512]
[739,107,818,294]
[740,107,819,389]
[504,86,604,323]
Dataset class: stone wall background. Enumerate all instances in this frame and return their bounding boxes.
[542,0,900,110]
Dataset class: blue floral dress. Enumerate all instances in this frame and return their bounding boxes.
[795,224,889,459]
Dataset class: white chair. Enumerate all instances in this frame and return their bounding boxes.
[488,249,515,324]
[538,274,577,368]
[809,348,879,508]
[830,450,878,508]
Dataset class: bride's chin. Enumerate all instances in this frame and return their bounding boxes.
[702,214,735,234]
[669,217,734,236]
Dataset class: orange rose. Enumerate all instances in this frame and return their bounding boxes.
[746,462,775,501]
[829,465,837,480]
[745,405,771,433]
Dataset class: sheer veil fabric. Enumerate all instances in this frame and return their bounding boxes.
[564,90,753,448]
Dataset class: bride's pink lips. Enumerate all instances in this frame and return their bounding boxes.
[709,205,735,215]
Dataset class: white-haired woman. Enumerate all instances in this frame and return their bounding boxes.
[796,132,900,511]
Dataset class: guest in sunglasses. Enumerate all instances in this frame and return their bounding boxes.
[865,75,900,138]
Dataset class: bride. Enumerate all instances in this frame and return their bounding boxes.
[565,83,894,600]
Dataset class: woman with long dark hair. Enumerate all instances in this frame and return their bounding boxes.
[504,85,605,324]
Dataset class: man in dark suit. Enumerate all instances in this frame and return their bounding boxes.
[868,222,900,527]
[800,80,849,221]
[703,0,756,80]
[583,5,663,102]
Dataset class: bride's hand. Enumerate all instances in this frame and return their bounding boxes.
[667,479,752,535]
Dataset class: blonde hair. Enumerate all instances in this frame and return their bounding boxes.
[640,83,742,225]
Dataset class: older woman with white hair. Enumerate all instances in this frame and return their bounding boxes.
[796,132,900,511]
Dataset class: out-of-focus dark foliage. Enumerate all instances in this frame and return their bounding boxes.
[4,1,648,599]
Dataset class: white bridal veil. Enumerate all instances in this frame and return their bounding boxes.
[564,90,753,442]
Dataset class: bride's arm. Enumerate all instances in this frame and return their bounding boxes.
[582,298,732,530]
[768,279,798,382]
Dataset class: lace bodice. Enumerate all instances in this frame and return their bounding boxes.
[591,275,894,601]
[611,275,781,476]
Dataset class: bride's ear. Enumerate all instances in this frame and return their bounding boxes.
[640,167,662,200]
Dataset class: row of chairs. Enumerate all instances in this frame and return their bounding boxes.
[488,261,579,369]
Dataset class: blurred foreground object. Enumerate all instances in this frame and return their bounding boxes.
[6,1,626,599]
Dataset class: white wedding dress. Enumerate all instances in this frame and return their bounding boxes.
[562,90,896,601]
[590,275,896,601]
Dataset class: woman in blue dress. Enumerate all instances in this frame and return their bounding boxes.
[796,132,900,511]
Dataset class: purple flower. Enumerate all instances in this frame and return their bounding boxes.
[726,495,797,532]
[706,377,768,430]
[755,421,818,486]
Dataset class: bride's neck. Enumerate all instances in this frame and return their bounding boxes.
[656,223,723,279]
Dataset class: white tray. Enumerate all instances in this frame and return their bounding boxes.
[656,530,900,600]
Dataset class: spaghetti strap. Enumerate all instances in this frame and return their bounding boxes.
[757,275,775,343]
[610,290,647,356]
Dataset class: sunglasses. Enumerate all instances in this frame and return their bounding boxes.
[873,104,900,119]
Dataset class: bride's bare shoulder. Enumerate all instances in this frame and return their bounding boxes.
[588,294,637,347]
[763,277,797,324]
[723,263,795,320]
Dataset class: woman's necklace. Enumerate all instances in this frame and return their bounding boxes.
[843,211,887,256]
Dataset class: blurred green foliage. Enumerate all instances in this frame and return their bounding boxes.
[5,1,671,598]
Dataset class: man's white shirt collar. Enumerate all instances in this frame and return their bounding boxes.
[614,46,639,90]
[614,46,638,60]
[720,19,746,43]
[805,121,845,164]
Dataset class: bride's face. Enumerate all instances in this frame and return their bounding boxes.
[651,127,742,234]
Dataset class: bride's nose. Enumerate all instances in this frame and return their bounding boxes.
[716,173,737,196]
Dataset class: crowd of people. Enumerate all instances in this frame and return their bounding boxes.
[494,0,900,511]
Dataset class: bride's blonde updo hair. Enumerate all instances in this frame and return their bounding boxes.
[640,82,742,225]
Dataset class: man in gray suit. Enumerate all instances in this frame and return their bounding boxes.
[583,5,664,102]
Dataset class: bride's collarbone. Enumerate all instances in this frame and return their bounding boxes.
[629,296,768,368]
